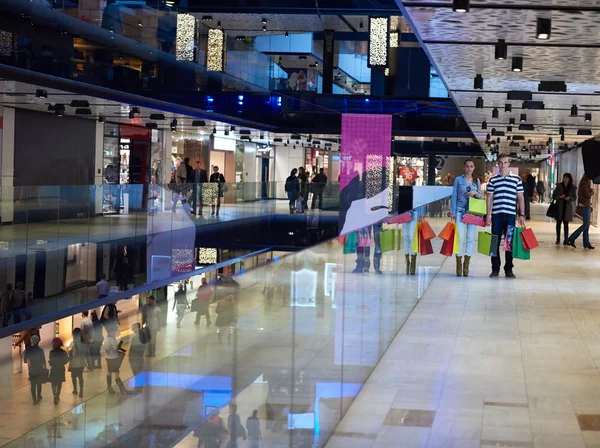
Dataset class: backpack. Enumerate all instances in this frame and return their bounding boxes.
[139,326,151,344]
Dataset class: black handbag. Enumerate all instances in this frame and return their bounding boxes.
[546,200,558,219]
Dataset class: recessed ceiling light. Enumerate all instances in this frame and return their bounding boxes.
[571,105,578,117]
[512,57,523,72]
[495,39,507,60]
[202,16,213,21]
[505,104,512,112]
[536,17,551,40]
[585,113,592,122]
[492,108,499,118]
[473,74,483,89]
[482,121,488,129]
[520,113,527,122]
[476,97,484,108]
[509,117,516,125]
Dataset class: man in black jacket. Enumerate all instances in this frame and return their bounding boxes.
[311,168,328,210]
[191,161,208,215]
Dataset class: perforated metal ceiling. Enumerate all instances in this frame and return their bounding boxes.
[399,1,600,152]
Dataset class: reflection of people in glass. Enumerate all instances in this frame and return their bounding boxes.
[193,278,212,327]
[191,161,208,216]
[353,224,382,274]
[403,208,424,275]
[173,283,189,328]
[209,166,226,217]
[215,295,235,344]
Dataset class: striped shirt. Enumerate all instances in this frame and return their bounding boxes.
[487,173,524,215]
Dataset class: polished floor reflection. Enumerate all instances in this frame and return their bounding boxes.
[327,204,600,448]
[2,215,443,447]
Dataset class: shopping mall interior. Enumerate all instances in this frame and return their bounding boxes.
[0,0,600,447]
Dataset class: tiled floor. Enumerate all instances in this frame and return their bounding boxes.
[326,204,600,448]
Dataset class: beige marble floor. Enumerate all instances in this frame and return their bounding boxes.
[327,204,600,448]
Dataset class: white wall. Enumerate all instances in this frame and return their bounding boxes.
[274,146,303,198]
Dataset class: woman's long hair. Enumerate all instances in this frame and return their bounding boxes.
[562,173,574,186]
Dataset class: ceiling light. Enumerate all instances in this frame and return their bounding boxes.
[476,97,484,108]
[482,121,488,129]
[145,122,157,129]
[359,21,364,29]
[494,39,507,60]
[262,25,267,32]
[492,108,499,118]
[473,74,483,89]
[571,105,578,117]
[520,114,527,122]
[202,16,213,21]
[171,119,177,131]
[217,21,222,28]
[236,36,245,41]
[230,126,236,131]
[507,126,513,132]
[128,110,135,119]
[285,31,289,37]
[70,100,89,108]
[586,113,592,122]
[262,17,267,24]
[224,129,230,136]
[213,127,217,134]
[509,117,516,125]
[150,113,165,120]
[491,128,497,136]
[35,89,48,98]
[536,17,551,40]
[578,129,592,136]
[452,0,470,12]
[98,116,104,123]
[512,56,523,72]
[559,127,565,135]
[138,21,142,27]
[505,104,512,112]
[561,134,565,141]
[192,120,206,127]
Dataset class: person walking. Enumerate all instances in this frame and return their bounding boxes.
[552,173,577,245]
[536,179,546,203]
[191,161,208,216]
[142,296,162,357]
[80,311,94,371]
[173,283,189,328]
[102,328,131,395]
[567,174,595,249]
[1,283,14,327]
[526,170,536,203]
[90,311,104,369]
[96,274,110,298]
[297,167,309,213]
[193,278,212,327]
[246,409,262,448]
[48,337,69,405]
[521,173,531,220]
[216,295,235,344]
[23,334,46,405]
[284,168,300,214]
[209,166,226,217]
[485,154,526,279]
[310,168,327,210]
[227,404,246,448]
[450,159,482,277]
[68,328,86,398]
[10,282,26,325]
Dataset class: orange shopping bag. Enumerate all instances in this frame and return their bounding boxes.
[439,222,454,241]
[420,221,436,241]
[521,227,539,251]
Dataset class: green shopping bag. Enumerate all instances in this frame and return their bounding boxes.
[468,198,487,216]
[343,232,357,254]
[380,229,396,253]
[478,231,498,256]
[513,227,531,260]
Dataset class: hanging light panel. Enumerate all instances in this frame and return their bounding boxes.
[176,14,196,61]
[368,16,390,67]
[207,28,226,72]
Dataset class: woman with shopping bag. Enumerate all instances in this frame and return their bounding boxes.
[402,206,426,275]
[552,173,577,245]
[450,159,483,277]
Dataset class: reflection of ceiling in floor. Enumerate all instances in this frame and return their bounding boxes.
[397,0,600,153]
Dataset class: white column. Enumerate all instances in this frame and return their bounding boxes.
[1,107,15,223]
[162,130,173,184]
[94,121,104,215]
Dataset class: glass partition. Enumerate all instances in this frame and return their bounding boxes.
[2,194,451,448]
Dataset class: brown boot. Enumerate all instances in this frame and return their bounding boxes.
[463,255,471,277]
[405,254,410,275]
[456,256,463,277]
[410,255,417,275]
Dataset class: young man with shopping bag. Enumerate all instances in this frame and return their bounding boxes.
[485,155,526,278]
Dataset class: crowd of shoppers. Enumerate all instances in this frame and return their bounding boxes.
[172,157,227,217]
[285,166,328,214]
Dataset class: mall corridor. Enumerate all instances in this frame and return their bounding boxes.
[326,204,600,448]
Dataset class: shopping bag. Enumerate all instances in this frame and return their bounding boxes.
[420,221,436,240]
[439,222,455,241]
[380,229,396,253]
[343,232,357,254]
[513,227,531,260]
[462,214,485,227]
[546,200,558,219]
[504,225,515,252]
[419,225,434,256]
[440,226,455,256]
[396,227,403,251]
[521,227,539,251]
[412,223,421,254]
[356,228,371,247]
[387,212,412,224]
[453,224,460,254]
[468,198,487,216]
[477,232,497,256]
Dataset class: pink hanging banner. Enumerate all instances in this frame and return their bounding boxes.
[339,114,392,235]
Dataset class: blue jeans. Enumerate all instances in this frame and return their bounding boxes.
[456,211,477,257]
[491,213,515,273]
[569,206,592,247]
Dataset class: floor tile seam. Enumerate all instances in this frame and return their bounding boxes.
[564,305,600,374]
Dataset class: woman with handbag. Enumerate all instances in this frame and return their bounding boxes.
[566,174,595,249]
[552,173,577,245]
[450,159,483,277]
[48,337,69,405]
[23,334,46,405]
[102,329,132,395]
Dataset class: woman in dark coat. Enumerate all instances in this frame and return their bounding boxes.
[552,173,577,245]
[49,337,69,405]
